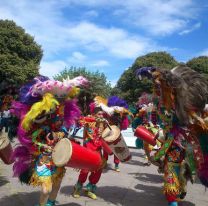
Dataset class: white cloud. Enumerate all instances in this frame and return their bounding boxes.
[199,49,208,56]
[0,1,158,59]
[84,10,99,18]
[119,0,197,36]
[109,78,119,87]
[0,0,200,65]
[67,22,156,58]
[0,0,203,81]
[66,51,88,67]
[40,55,110,78]
[179,22,201,35]
[62,0,199,36]
[40,60,67,78]
[71,52,87,61]
[0,1,74,57]
[91,60,110,67]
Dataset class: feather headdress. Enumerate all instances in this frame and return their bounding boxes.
[31,76,88,99]
[12,75,84,183]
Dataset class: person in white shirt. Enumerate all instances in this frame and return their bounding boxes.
[2,109,11,132]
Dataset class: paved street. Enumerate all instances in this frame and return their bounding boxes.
[0,145,208,206]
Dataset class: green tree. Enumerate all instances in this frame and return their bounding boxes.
[54,67,112,114]
[186,56,208,79]
[112,52,178,104]
[0,20,43,95]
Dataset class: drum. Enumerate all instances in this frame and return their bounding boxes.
[52,138,102,171]
[102,125,131,162]
[100,138,113,155]
[0,130,14,164]
[134,126,156,146]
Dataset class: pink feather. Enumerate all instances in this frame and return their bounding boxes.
[64,99,81,128]
[121,116,129,130]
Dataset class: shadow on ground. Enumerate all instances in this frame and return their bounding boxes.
[123,159,146,167]
[102,163,115,173]
[1,183,195,206]
[0,189,83,206]
[97,185,167,206]
[60,178,196,206]
[129,150,144,158]
[60,185,74,196]
[179,201,196,206]
[0,191,39,206]
[135,184,195,206]
[129,172,163,184]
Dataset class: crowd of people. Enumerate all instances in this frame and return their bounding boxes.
[0,65,208,206]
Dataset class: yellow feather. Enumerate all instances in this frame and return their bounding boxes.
[21,93,59,131]
[67,87,80,99]
[94,96,108,105]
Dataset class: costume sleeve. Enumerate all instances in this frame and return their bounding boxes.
[153,137,173,161]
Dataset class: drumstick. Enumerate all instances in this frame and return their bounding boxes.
[96,118,112,130]
[105,121,112,130]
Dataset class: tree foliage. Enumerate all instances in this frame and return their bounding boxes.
[54,66,112,115]
[0,20,43,94]
[112,52,178,104]
[186,56,208,79]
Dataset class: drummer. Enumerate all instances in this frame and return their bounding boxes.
[103,96,130,172]
[72,105,107,200]
[11,75,83,206]
[132,94,161,166]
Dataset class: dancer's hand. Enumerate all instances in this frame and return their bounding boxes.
[43,144,53,152]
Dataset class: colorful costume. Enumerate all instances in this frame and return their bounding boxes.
[132,93,161,165]
[136,66,208,206]
[73,107,107,200]
[102,96,130,171]
[12,75,87,206]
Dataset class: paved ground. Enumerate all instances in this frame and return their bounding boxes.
[0,143,208,206]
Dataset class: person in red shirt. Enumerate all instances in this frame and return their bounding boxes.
[72,106,107,200]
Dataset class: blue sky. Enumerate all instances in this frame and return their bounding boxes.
[0,0,208,86]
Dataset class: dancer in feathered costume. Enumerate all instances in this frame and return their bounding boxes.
[132,93,161,165]
[72,100,108,200]
[12,75,87,206]
[103,96,130,171]
[136,65,208,206]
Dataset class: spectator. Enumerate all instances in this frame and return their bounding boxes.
[2,108,11,133]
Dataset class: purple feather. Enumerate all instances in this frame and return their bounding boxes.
[19,75,49,105]
[64,99,81,128]
[13,161,30,177]
[10,101,29,119]
[107,96,128,109]
[136,67,157,79]
[13,146,31,158]
[12,146,32,177]
[17,127,33,147]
